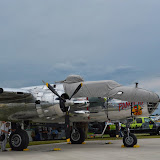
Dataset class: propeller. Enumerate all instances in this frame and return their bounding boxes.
[42,80,66,102]
[69,83,83,100]
[42,80,83,141]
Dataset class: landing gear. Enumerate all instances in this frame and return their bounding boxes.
[70,123,86,144]
[70,128,85,144]
[9,129,29,151]
[123,133,137,147]
[123,124,137,147]
[122,103,138,147]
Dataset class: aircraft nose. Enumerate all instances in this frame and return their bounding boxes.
[147,102,159,114]
[108,86,160,103]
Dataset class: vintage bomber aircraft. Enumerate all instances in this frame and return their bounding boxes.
[0,75,159,150]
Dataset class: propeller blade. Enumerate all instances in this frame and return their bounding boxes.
[42,80,66,102]
[69,83,83,100]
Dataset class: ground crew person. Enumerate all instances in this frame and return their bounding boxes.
[115,122,119,138]
[119,122,123,137]
[1,122,11,152]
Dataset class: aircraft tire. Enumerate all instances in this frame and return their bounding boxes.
[123,133,137,147]
[70,128,85,144]
[9,129,29,151]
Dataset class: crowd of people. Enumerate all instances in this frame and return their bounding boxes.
[31,127,59,141]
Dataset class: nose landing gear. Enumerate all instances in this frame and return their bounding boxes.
[123,133,137,147]
[123,124,137,147]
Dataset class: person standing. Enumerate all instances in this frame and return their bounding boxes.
[119,122,123,137]
[51,127,58,140]
[115,122,119,138]
[1,122,11,152]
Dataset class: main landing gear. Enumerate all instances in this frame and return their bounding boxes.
[70,123,86,144]
[9,129,29,151]
[70,128,85,144]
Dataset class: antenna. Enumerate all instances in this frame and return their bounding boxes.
[135,82,138,88]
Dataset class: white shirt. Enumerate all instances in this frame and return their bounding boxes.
[119,122,122,129]
[1,123,11,134]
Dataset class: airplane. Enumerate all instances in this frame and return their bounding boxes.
[0,75,159,150]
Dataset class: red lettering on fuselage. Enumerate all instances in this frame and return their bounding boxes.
[119,102,143,111]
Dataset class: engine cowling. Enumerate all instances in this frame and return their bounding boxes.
[48,104,64,117]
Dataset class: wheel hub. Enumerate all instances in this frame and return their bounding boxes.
[11,134,22,147]
[71,130,80,142]
[125,136,134,145]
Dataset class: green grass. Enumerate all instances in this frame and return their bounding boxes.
[136,134,160,139]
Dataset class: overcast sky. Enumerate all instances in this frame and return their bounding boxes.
[0,0,160,113]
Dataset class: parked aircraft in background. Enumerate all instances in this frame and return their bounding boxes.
[0,75,159,150]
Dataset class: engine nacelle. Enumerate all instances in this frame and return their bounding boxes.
[65,99,89,108]
[46,99,90,118]
[48,104,64,117]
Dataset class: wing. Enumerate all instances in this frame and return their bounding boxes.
[0,88,34,103]
[63,80,159,103]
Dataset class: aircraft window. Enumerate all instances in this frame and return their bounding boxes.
[144,118,150,123]
[136,118,142,123]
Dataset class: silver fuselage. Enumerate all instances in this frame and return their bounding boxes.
[0,84,158,123]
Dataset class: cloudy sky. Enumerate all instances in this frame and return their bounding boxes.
[0,0,160,113]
